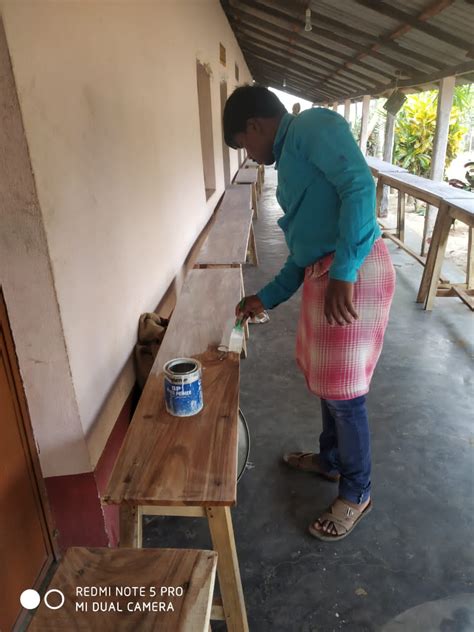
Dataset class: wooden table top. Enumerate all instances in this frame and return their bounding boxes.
[446,195,474,226]
[196,185,253,266]
[235,168,258,184]
[27,547,217,632]
[378,171,474,206]
[244,159,260,169]
[365,156,408,177]
[104,269,242,506]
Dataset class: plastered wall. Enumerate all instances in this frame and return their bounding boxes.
[0,0,251,475]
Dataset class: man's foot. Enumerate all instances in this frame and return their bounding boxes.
[282,452,340,482]
[308,497,372,541]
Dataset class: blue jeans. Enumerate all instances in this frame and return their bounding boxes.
[318,395,371,504]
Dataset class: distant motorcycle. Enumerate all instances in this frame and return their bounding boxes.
[449,161,474,192]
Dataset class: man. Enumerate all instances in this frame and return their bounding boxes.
[223,86,395,541]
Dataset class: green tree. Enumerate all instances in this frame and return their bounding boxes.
[393,90,466,178]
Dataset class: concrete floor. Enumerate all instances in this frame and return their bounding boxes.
[144,168,474,631]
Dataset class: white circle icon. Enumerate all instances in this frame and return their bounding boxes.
[20,589,41,610]
[44,589,65,610]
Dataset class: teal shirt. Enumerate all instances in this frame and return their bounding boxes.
[257,108,381,310]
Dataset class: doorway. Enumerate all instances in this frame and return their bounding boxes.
[0,289,57,631]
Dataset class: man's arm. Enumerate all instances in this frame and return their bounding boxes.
[257,254,305,310]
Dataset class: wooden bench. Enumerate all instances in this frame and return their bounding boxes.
[104,268,248,631]
[195,185,258,269]
[243,159,264,189]
[365,156,408,179]
[27,547,217,632]
[417,197,474,311]
[375,171,474,251]
[234,168,259,218]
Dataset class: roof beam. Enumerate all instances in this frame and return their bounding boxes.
[227,7,399,82]
[234,0,447,71]
[251,66,327,102]
[246,55,338,99]
[241,43,366,90]
[243,51,338,98]
[353,0,474,56]
[314,59,474,103]
[233,22,395,84]
[240,38,376,91]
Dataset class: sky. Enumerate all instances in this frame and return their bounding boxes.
[268,87,313,113]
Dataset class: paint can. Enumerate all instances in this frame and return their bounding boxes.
[163,358,203,417]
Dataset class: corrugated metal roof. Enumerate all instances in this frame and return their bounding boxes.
[221,0,474,103]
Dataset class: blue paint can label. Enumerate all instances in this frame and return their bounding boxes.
[163,358,203,417]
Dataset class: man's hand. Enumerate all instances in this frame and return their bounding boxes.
[235,295,265,321]
[324,279,358,326]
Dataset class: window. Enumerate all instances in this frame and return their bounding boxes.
[196,61,216,200]
[220,82,231,186]
[219,43,226,67]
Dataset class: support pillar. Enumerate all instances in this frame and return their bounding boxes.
[422,75,456,256]
[359,95,371,156]
[344,99,351,122]
[380,112,396,218]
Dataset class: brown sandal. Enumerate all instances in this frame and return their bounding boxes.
[282,452,340,482]
[308,498,372,541]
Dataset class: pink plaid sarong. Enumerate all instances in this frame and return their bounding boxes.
[296,238,395,400]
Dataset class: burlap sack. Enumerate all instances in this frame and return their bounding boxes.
[134,313,168,390]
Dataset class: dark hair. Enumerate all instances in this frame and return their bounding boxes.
[223,85,287,149]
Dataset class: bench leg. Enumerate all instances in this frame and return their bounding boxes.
[467,227,474,291]
[375,178,384,218]
[419,208,453,310]
[251,184,259,219]
[417,204,450,305]
[248,224,259,266]
[397,192,405,242]
[206,506,248,632]
[119,504,142,548]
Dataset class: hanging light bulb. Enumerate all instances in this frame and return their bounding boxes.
[283,77,287,88]
[304,7,312,32]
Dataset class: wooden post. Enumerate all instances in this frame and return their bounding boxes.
[332,101,338,112]
[344,99,351,122]
[380,112,396,218]
[422,75,456,256]
[359,95,371,156]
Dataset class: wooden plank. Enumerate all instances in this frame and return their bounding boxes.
[104,351,239,506]
[468,227,474,290]
[378,172,474,207]
[365,156,407,178]
[104,269,242,506]
[195,186,253,267]
[423,208,454,310]
[447,197,474,227]
[397,191,406,242]
[206,507,248,631]
[452,287,474,310]
[235,168,258,185]
[28,547,217,632]
[119,504,142,548]
[140,506,206,518]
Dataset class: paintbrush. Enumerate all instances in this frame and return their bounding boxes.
[228,299,246,354]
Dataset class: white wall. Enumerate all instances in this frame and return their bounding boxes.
[1,0,251,475]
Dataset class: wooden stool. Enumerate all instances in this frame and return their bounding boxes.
[234,168,259,218]
[27,547,217,631]
[104,269,249,631]
[417,199,474,310]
